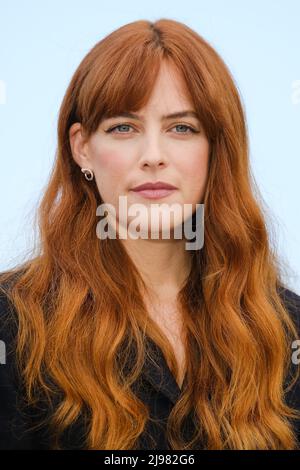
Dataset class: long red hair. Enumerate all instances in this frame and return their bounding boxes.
[1,18,300,449]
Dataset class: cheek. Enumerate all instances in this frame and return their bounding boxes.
[175,145,210,203]
[94,150,129,176]
[92,145,132,189]
[91,148,131,203]
[178,148,209,184]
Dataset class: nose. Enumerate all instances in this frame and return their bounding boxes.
[139,135,168,168]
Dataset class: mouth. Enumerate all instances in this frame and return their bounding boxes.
[129,188,177,199]
[129,180,178,199]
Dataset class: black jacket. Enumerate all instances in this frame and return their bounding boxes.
[0,285,300,450]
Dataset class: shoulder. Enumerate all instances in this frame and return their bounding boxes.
[0,269,28,349]
[0,281,19,353]
[0,280,52,449]
[0,283,24,448]
[277,285,300,307]
[0,277,22,398]
[277,287,300,421]
[277,286,300,372]
[0,282,19,363]
[277,285,300,333]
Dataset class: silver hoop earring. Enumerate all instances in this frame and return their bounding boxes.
[81,168,94,181]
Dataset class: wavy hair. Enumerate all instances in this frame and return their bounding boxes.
[1,18,300,449]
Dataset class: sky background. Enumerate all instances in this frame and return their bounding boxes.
[0,0,299,293]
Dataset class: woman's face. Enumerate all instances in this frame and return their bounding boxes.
[69,61,210,239]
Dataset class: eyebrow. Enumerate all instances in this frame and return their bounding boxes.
[102,110,200,122]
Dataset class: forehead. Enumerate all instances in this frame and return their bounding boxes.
[142,62,194,109]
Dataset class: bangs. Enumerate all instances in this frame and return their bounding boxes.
[77,44,165,136]
[71,23,223,143]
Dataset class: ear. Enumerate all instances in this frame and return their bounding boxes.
[69,122,91,168]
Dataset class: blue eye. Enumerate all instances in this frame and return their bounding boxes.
[173,124,195,134]
[106,124,133,133]
[106,124,197,134]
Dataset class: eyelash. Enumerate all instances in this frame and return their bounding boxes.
[105,123,197,135]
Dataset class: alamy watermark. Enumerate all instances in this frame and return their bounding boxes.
[96,197,204,251]
[292,339,300,365]
[0,338,299,366]
[0,340,6,364]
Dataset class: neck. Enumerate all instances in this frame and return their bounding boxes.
[120,236,192,302]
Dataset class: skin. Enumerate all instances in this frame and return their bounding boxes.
[69,59,210,313]
[69,60,210,387]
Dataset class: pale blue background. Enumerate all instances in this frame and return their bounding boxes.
[0,0,299,293]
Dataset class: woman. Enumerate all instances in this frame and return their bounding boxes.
[0,18,300,450]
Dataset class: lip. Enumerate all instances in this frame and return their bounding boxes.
[131,181,178,191]
[130,188,177,199]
